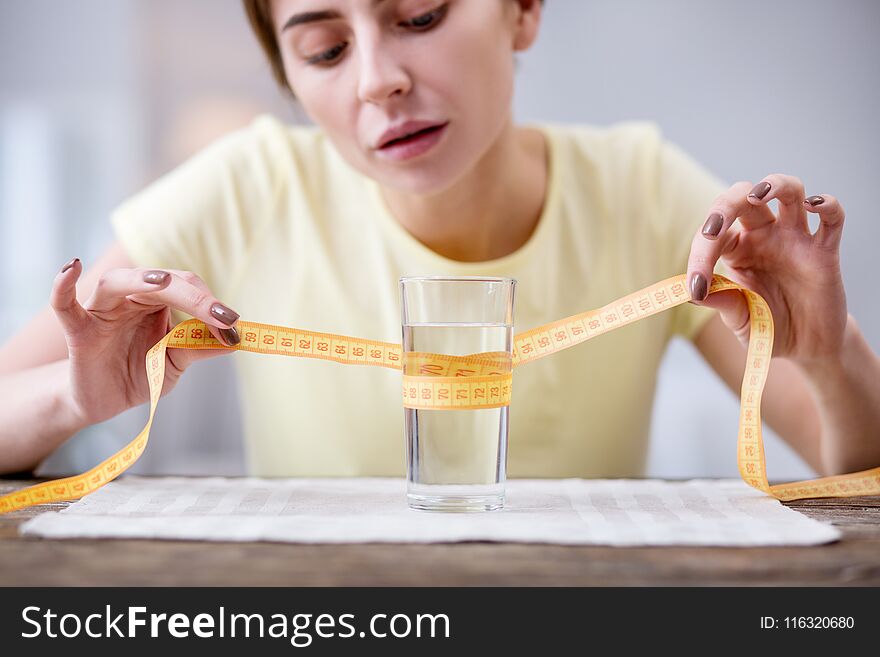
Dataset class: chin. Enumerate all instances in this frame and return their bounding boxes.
[369,161,464,197]
[358,154,456,196]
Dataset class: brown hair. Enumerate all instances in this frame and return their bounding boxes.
[244,0,289,90]
[243,0,543,93]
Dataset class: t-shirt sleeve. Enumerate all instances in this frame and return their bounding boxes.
[649,131,733,343]
[110,115,289,315]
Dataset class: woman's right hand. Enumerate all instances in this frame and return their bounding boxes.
[49,258,241,427]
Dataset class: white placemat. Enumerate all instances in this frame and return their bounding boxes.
[19,476,840,546]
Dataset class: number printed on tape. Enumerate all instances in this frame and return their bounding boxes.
[2,273,879,513]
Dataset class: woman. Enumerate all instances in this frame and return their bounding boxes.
[0,0,877,479]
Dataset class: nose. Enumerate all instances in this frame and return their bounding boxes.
[356,39,412,105]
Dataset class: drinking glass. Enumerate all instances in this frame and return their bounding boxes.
[400,276,516,512]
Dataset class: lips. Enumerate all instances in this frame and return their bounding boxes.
[376,121,449,149]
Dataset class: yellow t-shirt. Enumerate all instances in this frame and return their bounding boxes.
[111,115,727,478]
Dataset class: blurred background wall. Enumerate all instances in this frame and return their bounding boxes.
[1,0,877,479]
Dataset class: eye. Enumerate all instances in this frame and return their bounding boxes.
[303,3,448,66]
[306,42,348,66]
[401,3,448,31]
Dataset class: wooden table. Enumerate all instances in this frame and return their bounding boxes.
[1,477,878,586]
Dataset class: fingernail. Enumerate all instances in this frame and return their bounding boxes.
[60,258,79,273]
[210,302,240,326]
[218,327,240,346]
[748,181,771,200]
[690,273,707,301]
[701,213,724,238]
[805,195,824,207]
[143,270,169,285]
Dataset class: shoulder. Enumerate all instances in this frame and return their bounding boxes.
[541,121,719,206]
[183,114,333,187]
[216,115,369,199]
[541,120,663,169]
[537,121,669,216]
[116,114,353,219]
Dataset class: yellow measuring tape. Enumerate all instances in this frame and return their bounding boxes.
[2,273,879,513]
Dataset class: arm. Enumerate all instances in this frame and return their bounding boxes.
[0,360,87,473]
[685,172,880,478]
[792,314,880,475]
[0,242,240,475]
[0,243,134,473]
[0,241,134,374]
[0,119,273,475]
[694,305,880,478]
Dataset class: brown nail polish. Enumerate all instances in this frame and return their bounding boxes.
[805,195,825,206]
[218,327,240,346]
[60,258,79,273]
[210,302,240,326]
[690,273,707,301]
[143,270,169,285]
[748,181,771,200]
[701,213,724,238]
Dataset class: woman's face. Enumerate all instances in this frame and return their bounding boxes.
[271,0,539,195]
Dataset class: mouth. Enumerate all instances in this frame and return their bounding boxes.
[378,122,448,149]
[375,122,450,162]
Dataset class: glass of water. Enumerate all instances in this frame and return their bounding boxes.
[399,276,516,512]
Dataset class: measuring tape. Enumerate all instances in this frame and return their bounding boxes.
[2,273,879,514]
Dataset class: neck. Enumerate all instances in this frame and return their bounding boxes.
[377,117,548,262]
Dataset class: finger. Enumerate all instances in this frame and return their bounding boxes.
[124,269,211,307]
[699,181,776,241]
[151,270,242,347]
[166,336,240,372]
[690,289,751,340]
[721,224,742,254]
[87,268,172,312]
[157,269,211,293]
[86,269,241,346]
[747,174,808,233]
[688,182,773,301]
[50,258,91,335]
[805,193,845,251]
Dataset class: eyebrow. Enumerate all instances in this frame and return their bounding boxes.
[281,1,388,32]
[282,10,340,31]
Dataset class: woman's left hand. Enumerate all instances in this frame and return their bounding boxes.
[686,174,849,366]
